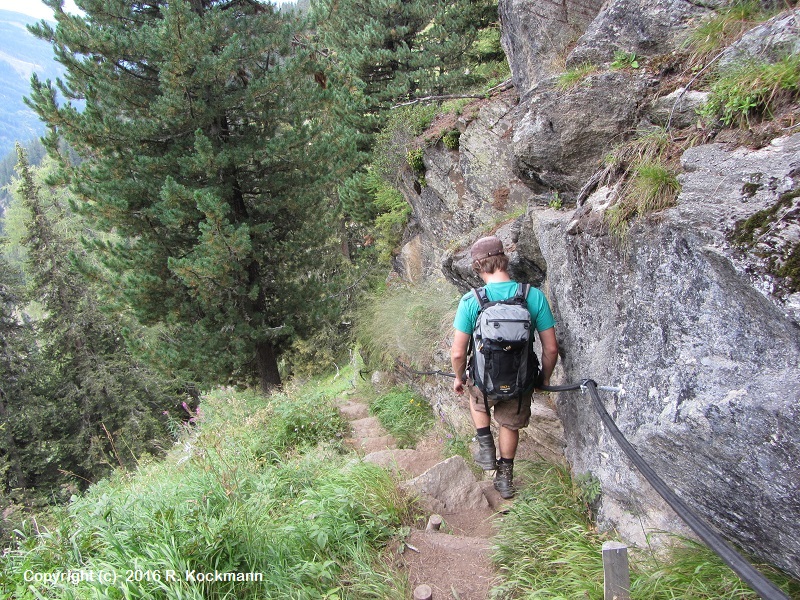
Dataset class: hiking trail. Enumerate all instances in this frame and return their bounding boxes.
[335,394,516,600]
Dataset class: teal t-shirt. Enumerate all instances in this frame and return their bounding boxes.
[453,281,556,335]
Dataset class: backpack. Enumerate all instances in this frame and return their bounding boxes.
[469,283,540,414]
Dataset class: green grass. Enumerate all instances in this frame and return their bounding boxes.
[0,374,413,600]
[556,63,598,91]
[686,0,773,61]
[369,386,435,448]
[701,54,800,126]
[355,282,458,371]
[491,461,800,599]
[601,128,681,239]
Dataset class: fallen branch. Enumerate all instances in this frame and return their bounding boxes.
[391,78,514,109]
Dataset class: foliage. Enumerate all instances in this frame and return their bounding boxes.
[27,0,361,392]
[556,63,598,91]
[700,54,800,126]
[0,380,414,599]
[442,129,461,150]
[369,387,434,448]
[0,148,176,500]
[611,50,640,70]
[355,282,458,371]
[603,128,681,238]
[311,0,500,119]
[406,149,425,173]
[492,461,800,599]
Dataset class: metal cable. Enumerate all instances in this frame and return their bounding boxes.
[580,379,789,600]
[396,365,790,598]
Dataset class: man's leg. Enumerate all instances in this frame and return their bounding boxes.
[498,426,519,460]
[492,394,532,499]
[467,384,497,470]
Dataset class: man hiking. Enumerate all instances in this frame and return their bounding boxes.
[450,235,559,499]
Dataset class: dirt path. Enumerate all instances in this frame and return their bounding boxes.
[336,395,512,600]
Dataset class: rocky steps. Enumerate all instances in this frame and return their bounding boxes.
[335,395,515,600]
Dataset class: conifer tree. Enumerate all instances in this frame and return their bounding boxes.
[311,0,498,115]
[0,255,34,492]
[27,0,356,390]
[10,147,172,492]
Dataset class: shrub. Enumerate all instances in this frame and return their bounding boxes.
[442,129,461,150]
[406,148,425,173]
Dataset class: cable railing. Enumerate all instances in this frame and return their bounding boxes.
[396,362,791,600]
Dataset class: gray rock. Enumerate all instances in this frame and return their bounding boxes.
[511,73,648,195]
[718,8,800,71]
[498,0,606,96]
[567,0,710,67]
[647,87,710,129]
[526,134,800,578]
[402,455,490,513]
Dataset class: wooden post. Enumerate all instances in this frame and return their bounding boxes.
[602,541,630,600]
[426,514,443,532]
[413,584,433,600]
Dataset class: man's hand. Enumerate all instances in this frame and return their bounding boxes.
[453,377,465,395]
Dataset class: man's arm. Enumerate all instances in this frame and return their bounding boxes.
[538,327,558,387]
[451,330,471,395]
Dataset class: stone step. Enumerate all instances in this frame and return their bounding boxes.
[348,416,387,438]
[344,434,397,454]
[401,529,494,600]
[336,399,370,420]
[363,448,442,479]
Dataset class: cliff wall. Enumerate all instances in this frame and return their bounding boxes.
[392,0,800,578]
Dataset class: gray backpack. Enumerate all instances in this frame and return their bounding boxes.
[469,284,540,413]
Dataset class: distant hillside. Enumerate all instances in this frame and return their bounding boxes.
[0,9,63,159]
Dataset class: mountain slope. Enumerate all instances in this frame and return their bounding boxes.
[0,9,62,158]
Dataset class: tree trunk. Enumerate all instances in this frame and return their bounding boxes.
[255,340,281,393]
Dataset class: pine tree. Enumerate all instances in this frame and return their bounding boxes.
[10,147,173,492]
[311,0,499,114]
[0,255,34,492]
[27,0,358,390]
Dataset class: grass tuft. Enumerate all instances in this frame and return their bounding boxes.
[556,63,598,91]
[492,460,800,599]
[601,128,681,239]
[355,282,458,371]
[369,386,435,448]
[700,54,800,127]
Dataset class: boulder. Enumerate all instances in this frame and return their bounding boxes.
[718,8,800,71]
[511,73,649,196]
[566,0,710,67]
[498,0,606,96]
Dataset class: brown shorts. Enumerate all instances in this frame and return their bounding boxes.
[467,379,533,430]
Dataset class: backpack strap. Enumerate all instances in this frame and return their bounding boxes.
[472,286,488,310]
[514,283,530,303]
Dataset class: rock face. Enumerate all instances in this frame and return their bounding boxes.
[532,134,800,576]
[498,0,605,95]
[391,0,800,580]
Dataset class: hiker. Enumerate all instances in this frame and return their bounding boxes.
[450,235,559,499]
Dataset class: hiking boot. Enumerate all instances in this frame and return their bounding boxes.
[494,461,515,499]
[474,433,497,470]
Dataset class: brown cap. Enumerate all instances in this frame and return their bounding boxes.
[470,236,505,261]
